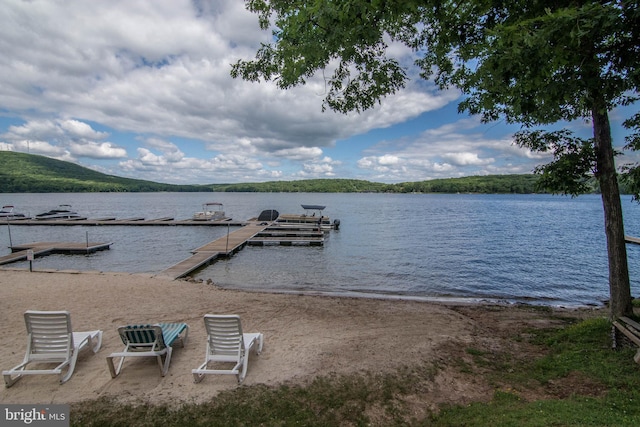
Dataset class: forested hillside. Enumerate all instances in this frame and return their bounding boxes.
[208,175,543,193]
[0,151,210,192]
[0,151,549,194]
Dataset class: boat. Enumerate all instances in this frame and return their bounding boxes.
[0,205,29,220]
[276,204,340,230]
[193,202,226,221]
[35,204,85,220]
[257,209,279,222]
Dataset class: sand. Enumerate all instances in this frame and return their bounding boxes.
[0,269,602,407]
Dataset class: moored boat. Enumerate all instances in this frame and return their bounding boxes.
[0,205,29,220]
[276,204,340,230]
[193,202,226,221]
[35,204,85,220]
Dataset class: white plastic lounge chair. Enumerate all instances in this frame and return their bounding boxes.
[106,322,189,377]
[192,314,263,384]
[3,310,103,388]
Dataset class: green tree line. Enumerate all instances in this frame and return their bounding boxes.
[0,151,210,193]
[6,150,633,195]
[0,152,551,194]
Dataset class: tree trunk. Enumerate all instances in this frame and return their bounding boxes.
[592,106,633,320]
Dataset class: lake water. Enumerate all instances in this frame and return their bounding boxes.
[2,192,640,307]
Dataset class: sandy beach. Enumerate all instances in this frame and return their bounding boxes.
[0,269,604,408]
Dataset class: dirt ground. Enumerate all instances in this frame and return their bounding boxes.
[0,269,608,408]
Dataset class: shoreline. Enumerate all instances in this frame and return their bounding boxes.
[0,269,606,406]
[2,266,608,310]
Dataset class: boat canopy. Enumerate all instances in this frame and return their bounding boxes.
[301,204,325,210]
[258,209,279,221]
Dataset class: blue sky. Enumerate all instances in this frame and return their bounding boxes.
[0,0,637,185]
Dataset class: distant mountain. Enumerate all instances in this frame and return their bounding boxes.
[207,175,543,194]
[0,151,542,193]
[0,151,210,192]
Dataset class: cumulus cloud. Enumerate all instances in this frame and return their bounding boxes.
[69,141,127,159]
[441,152,493,166]
[274,147,324,161]
[356,117,553,182]
[0,118,126,160]
[3,0,601,184]
[0,0,469,183]
[60,120,108,140]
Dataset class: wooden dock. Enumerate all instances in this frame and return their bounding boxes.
[2,217,245,226]
[157,222,271,279]
[0,241,112,266]
[626,236,640,245]
[248,224,325,246]
[2,217,332,278]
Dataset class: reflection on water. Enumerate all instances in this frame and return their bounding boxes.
[1,192,639,307]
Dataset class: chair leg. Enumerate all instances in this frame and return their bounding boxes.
[89,331,103,353]
[180,326,189,347]
[60,354,77,384]
[106,355,126,378]
[238,355,248,384]
[158,348,172,376]
[3,360,29,388]
[4,372,23,388]
[256,333,264,355]
[192,362,206,383]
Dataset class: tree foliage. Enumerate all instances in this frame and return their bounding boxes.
[232,0,639,318]
[1,151,545,194]
[514,130,598,196]
[0,152,211,193]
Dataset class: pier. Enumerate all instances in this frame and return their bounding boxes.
[3,217,246,226]
[2,214,332,279]
[0,241,112,266]
[158,222,271,279]
[248,224,325,246]
[157,221,328,279]
[626,236,640,245]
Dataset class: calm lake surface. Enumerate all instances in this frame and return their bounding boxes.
[2,192,640,307]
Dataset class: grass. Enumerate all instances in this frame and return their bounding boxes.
[71,372,428,426]
[433,318,640,426]
[70,317,640,426]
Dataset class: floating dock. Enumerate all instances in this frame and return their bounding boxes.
[248,223,325,246]
[626,236,640,245]
[2,217,245,226]
[2,214,334,278]
[0,241,112,266]
[157,221,328,279]
[157,222,271,279]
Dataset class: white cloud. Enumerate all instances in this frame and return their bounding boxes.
[355,117,552,182]
[274,147,323,161]
[0,118,126,160]
[377,154,401,166]
[69,141,127,159]
[0,0,462,183]
[441,152,493,166]
[59,119,108,140]
[1,0,594,184]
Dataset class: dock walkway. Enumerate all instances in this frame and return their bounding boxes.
[157,222,270,279]
[0,241,112,266]
[248,224,325,246]
[626,236,640,245]
[5,217,246,226]
[2,217,331,278]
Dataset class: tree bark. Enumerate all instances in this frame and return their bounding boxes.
[592,106,633,320]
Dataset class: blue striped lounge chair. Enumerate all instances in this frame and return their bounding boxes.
[3,310,103,387]
[192,314,263,384]
[106,322,189,377]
